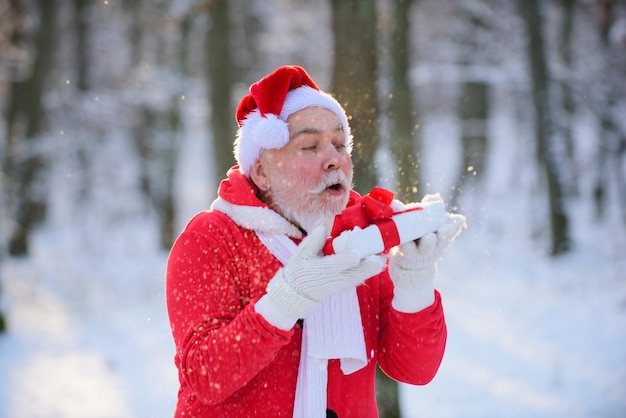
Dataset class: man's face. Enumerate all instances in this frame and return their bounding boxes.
[262,106,353,232]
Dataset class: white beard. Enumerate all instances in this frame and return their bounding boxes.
[270,170,351,234]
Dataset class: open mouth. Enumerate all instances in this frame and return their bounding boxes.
[324,183,345,195]
[309,172,349,195]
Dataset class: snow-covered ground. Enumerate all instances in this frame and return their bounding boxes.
[0,220,177,418]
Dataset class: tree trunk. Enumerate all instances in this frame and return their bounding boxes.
[0,303,5,333]
[388,0,421,203]
[451,5,492,211]
[207,0,236,186]
[128,0,153,206]
[593,0,623,223]
[5,0,57,256]
[330,3,399,415]
[128,3,185,250]
[519,0,570,255]
[73,0,89,91]
[330,0,380,195]
[0,174,4,331]
[452,81,489,210]
[72,0,92,204]
[157,15,191,250]
[558,0,578,196]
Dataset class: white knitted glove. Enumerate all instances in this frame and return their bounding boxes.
[389,194,466,312]
[255,226,385,329]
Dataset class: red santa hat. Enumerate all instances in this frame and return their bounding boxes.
[234,65,352,175]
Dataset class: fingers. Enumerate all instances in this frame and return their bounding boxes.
[340,254,385,283]
[432,213,466,253]
[407,212,465,264]
[415,232,437,257]
[294,226,328,259]
[390,236,435,272]
[440,212,466,239]
[447,212,467,231]
[313,250,361,273]
[395,240,420,259]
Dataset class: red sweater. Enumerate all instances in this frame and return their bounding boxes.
[166,169,447,417]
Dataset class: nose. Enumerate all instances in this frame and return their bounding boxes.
[322,142,342,171]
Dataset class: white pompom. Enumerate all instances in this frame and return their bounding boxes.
[251,114,290,150]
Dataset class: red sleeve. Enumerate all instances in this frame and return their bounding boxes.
[376,271,447,385]
[165,213,292,405]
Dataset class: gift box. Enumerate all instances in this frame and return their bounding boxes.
[322,187,447,259]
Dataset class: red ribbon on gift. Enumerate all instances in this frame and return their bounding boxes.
[322,187,422,255]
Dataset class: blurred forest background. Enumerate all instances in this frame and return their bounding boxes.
[1,0,625,417]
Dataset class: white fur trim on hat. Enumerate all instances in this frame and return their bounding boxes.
[235,86,352,176]
[280,86,352,153]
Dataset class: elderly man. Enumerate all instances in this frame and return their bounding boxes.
[166,65,465,417]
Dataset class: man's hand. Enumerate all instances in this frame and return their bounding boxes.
[389,195,466,312]
[257,226,385,329]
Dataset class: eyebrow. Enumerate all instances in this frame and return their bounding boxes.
[289,123,343,140]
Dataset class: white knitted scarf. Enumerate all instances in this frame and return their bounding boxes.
[256,231,368,418]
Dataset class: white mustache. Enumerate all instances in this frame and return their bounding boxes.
[307,171,350,194]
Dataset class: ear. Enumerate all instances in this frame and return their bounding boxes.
[249,157,269,191]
